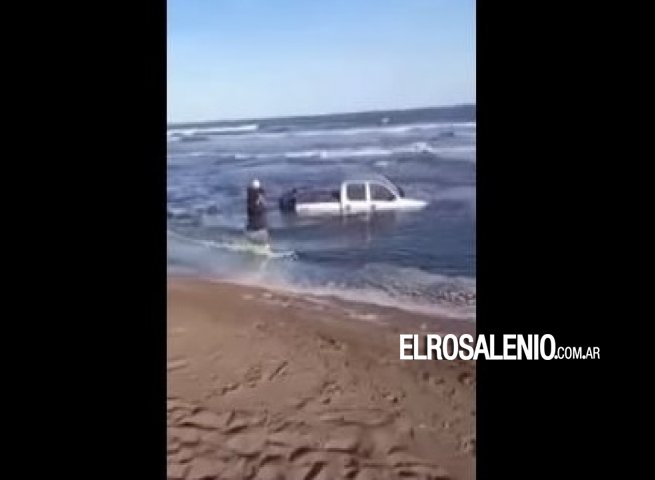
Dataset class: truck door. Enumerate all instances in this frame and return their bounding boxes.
[341,182,370,214]
[369,182,398,212]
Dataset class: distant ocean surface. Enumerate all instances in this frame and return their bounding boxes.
[167,105,476,320]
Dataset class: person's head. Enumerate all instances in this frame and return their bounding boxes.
[251,179,261,189]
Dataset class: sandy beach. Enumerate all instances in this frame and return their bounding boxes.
[168,278,475,480]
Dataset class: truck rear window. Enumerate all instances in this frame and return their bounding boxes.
[346,183,366,200]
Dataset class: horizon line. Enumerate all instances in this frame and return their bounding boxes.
[167,102,476,127]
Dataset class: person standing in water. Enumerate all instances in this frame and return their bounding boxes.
[245,179,269,245]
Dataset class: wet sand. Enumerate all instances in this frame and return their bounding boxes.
[168,277,475,480]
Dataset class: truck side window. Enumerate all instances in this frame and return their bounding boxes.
[370,183,395,201]
[346,183,366,201]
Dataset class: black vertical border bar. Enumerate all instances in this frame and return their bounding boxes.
[111,0,167,477]
[59,0,169,476]
[476,2,608,479]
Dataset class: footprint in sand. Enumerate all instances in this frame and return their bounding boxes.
[169,327,188,336]
[167,358,189,372]
[458,434,476,456]
[267,360,289,381]
[218,383,240,396]
[317,334,346,352]
[457,371,475,387]
[244,365,263,387]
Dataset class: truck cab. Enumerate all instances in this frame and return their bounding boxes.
[340,179,426,214]
[279,176,427,216]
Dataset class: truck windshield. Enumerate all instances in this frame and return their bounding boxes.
[387,179,405,197]
[370,183,396,201]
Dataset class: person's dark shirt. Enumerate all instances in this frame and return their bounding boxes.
[247,186,265,216]
[246,187,267,231]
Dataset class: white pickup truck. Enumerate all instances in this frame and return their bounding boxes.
[278,176,427,216]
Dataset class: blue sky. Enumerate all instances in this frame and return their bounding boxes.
[168,0,475,122]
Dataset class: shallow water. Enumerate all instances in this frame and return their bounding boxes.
[167,105,476,320]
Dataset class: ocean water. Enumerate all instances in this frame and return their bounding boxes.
[167,105,476,320]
